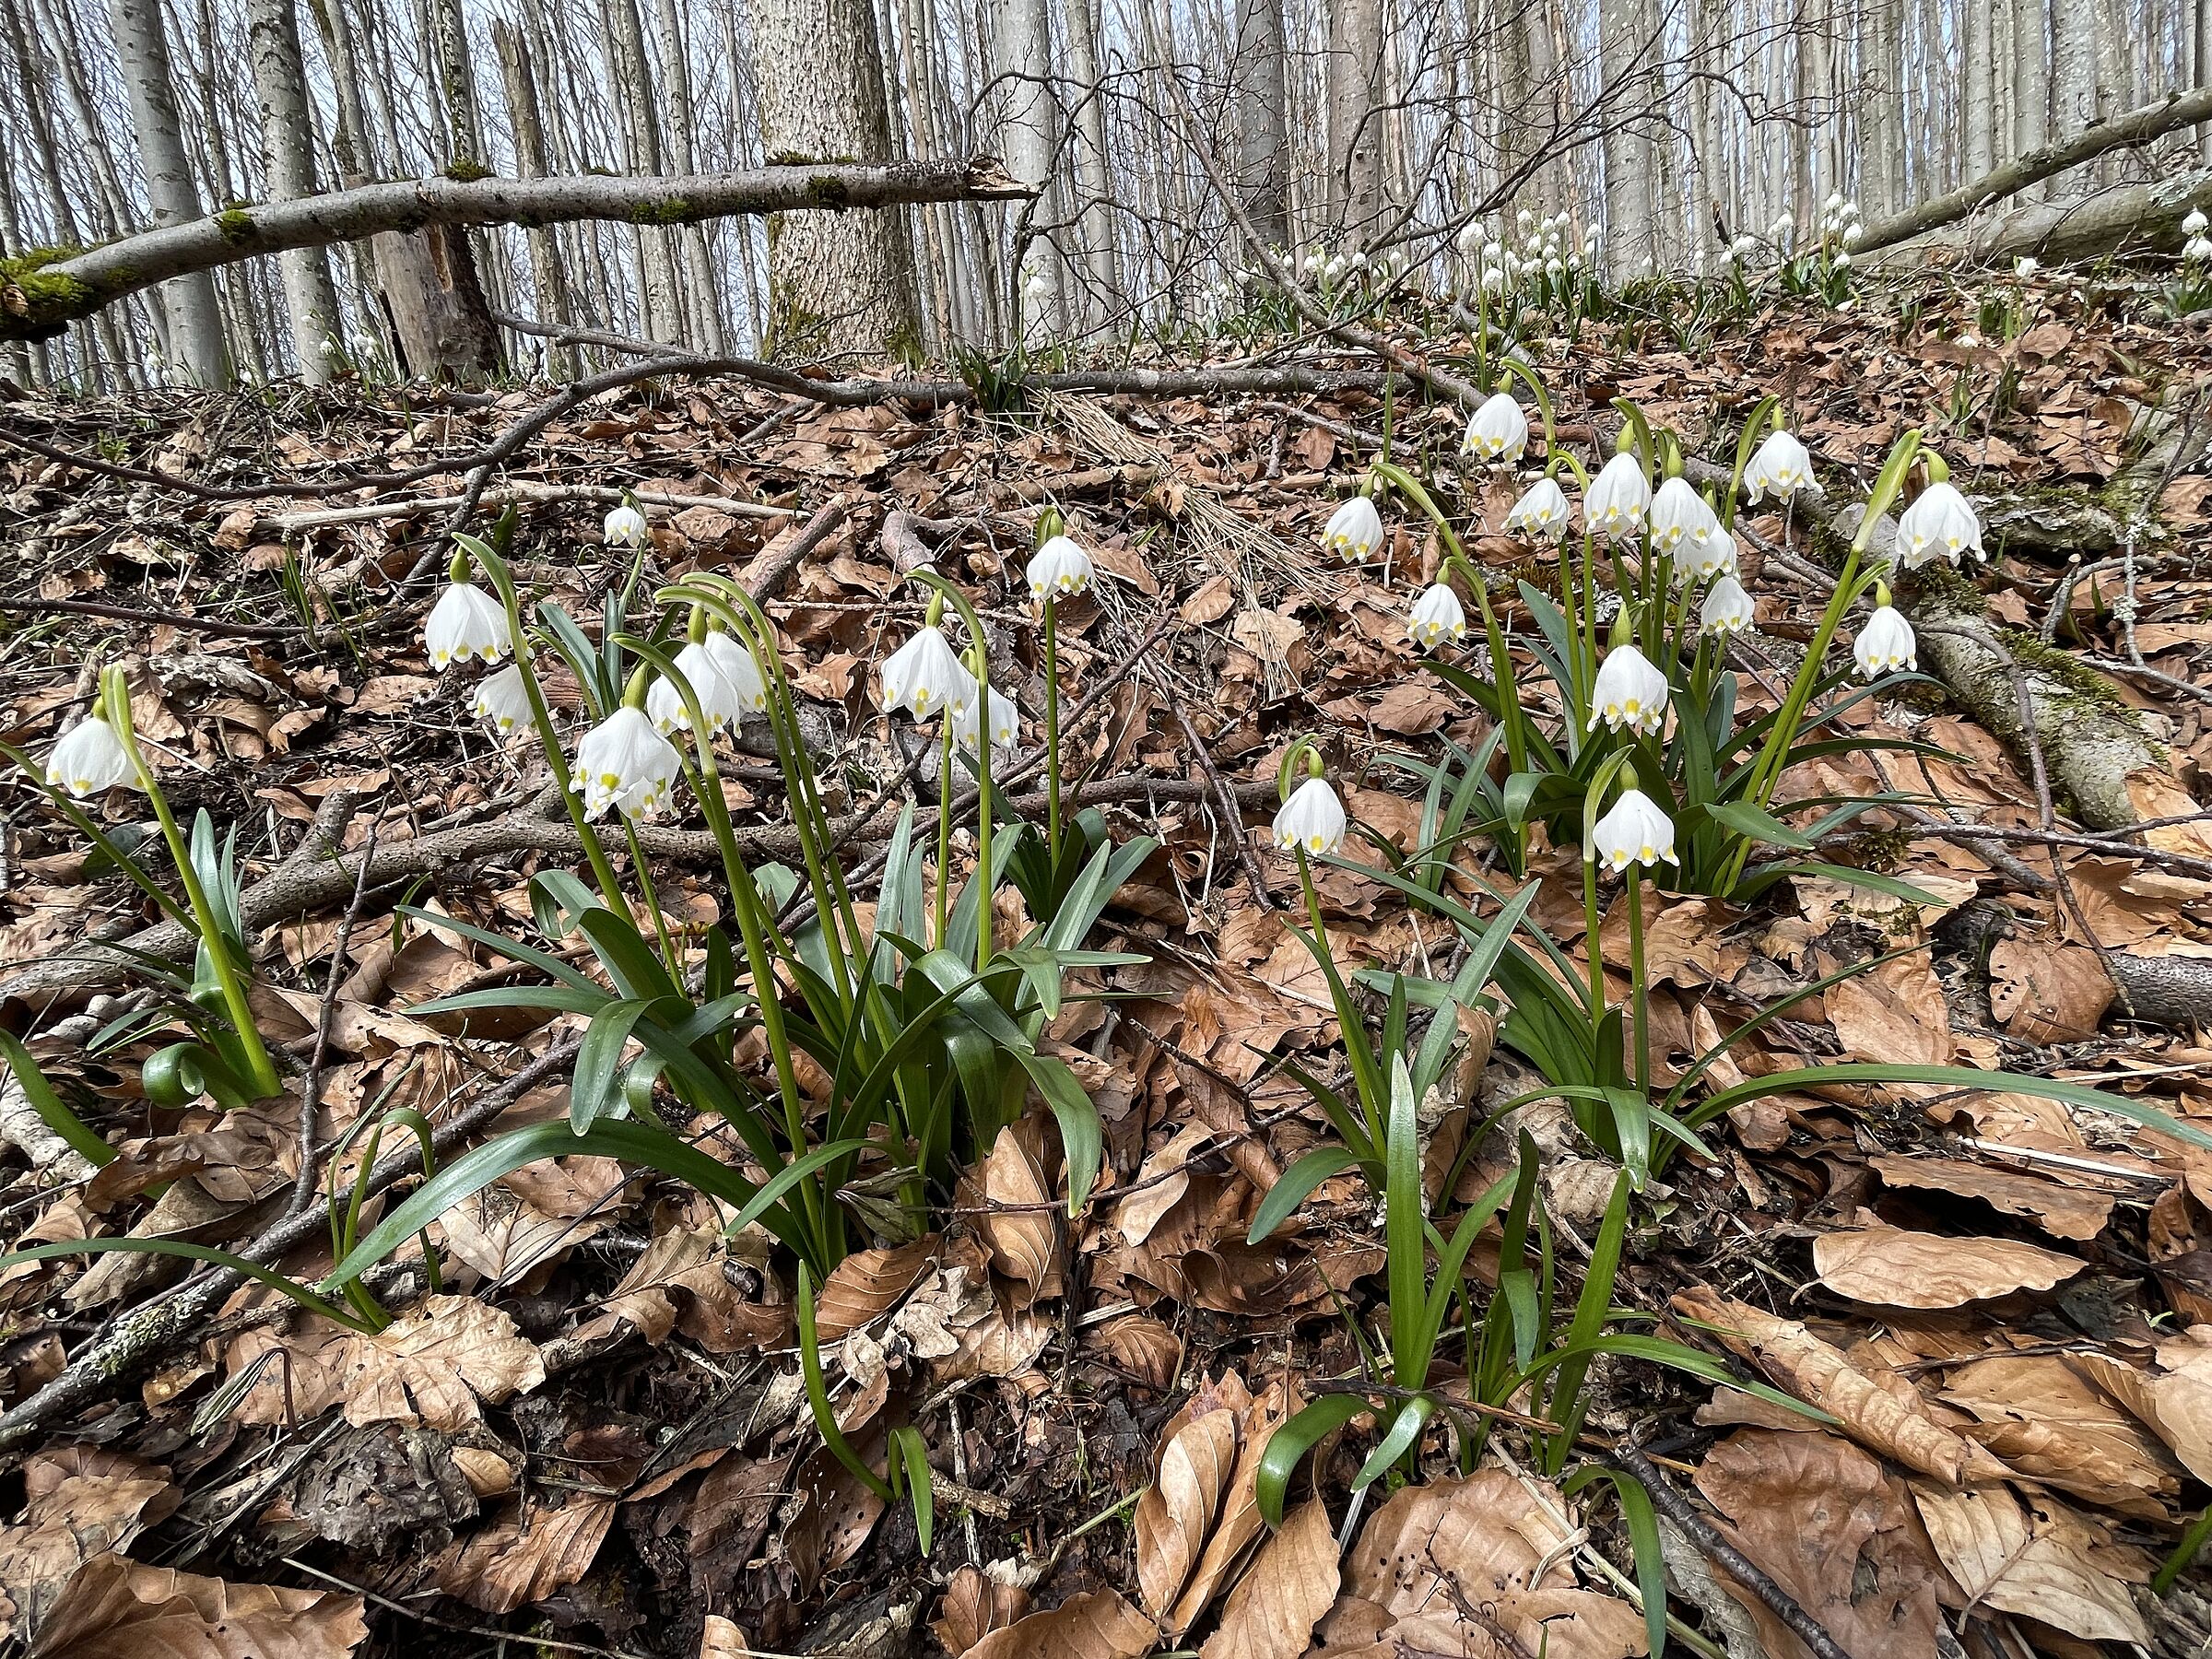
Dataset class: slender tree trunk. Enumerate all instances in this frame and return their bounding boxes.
[748,0,921,357]
[648,0,727,352]
[598,0,683,342]
[1326,0,1384,244]
[1232,0,1291,253]
[893,0,958,350]
[492,18,579,376]
[1600,0,1653,276]
[107,0,230,384]
[1965,0,1996,180]
[994,0,1060,337]
[2054,0,2098,134]
[246,0,345,380]
[1062,0,1121,325]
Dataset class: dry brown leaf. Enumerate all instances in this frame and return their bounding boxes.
[1167,1377,1297,1632]
[1134,1400,1239,1618]
[1986,937,2113,1043]
[932,1565,1032,1656]
[1939,1353,2181,1515]
[813,1237,936,1341]
[976,1119,1065,1305]
[25,1555,366,1659]
[1813,1220,2085,1309]
[433,1495,616,1615]
[2068,1324,2212,1483]
[963,1588,1158,1659]
[1199,1497,1338,1659]
[1694,1430,1944,1659]
[337,1294,546,1430]
[1087,1313,1182,1389]
[700,1614,750,1658]
[1325,1467,1645,1658]
[1911,1482,2151,1645]
[1868,1155,2115,1241]
[1671,1286,2012,1485]
[0,1450,178,1641]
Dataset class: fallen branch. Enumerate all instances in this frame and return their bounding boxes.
[1,159,1030,339]
[1855,87,2212,256]
[259,480,794,535]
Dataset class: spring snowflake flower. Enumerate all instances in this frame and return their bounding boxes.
[469,665,532,735]
[1027,535,1096,603]
[1407,583,1466,650]
[647,641,747,735]
[573,705,683,820]
[424,582,511,670]
[701,631,769,714]
[1589,643,1669,736]
[1699,576,1755,639]
[46,716,135,796]
[1677,524,1738,585]
[604,502,651,548]
[1503,476,1571,540]
[1590,789,1678,873]
[2185,207,2208,238]
[1853,606,1918,678]
[1584,453,1652,538]
[2014,256,2039,280]
[881,628,974,720]
[951,684,1019,753]
[1745,429,1819,503]
[1461,393,1530,463]
[1648,477,1718,554]
[1322,496,1385,560]
[2188,235,2212,265]
[1895,480,1983,568]
[1272,775,1347,856]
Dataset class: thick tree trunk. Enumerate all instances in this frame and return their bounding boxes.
[1231,0,1290,253]
[490,20,578,377]
[1600,0,1653,278]
[749,0,923,358]
[105,0,229,385]
[1326,0,1384,245]
[245,0,345,382]
[647,0,726,353]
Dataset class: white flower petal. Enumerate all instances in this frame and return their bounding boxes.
[604,504,651,548]
[1322,497,1385,559]
[573,705,684,819]
[1589,643,1671,736]
[424,582,511,670]
[1408,583,1467,650]
[46,716,136,797]
[469,665,533,735]
[1271,775,1347,856]
[1026,535,1097,603]
[1590,788,1678,872]
[881,629,974,720]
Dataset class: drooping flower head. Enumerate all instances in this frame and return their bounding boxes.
[1584,453,1651,538]
[1027,535,1096,605]
[604,500,651,549]
[573,704,683,819]
[1648,477,1719,555]
[1699,576,1755,639]
[1589,643,1669,736]
[1461,393,1529,464]
[1853,606,1918,678]
[1272,774,1347,857]
[1590,788,1679,873]
[701,630,769,715]
[424,581,511,670]
[880,627,974,720]
[1895,477,1983,568]
[951,685,1020,754]
[1502,475,1571,541]
[1676,524,1738,586]
[46,715,135,797]
[647,640,748,735]
[1745,429,1820,504]
[470,665,532,735]
[1407,583,1467,650]
[1322,495,1385,560]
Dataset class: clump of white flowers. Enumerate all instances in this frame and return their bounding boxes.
[2184,208,2212,266]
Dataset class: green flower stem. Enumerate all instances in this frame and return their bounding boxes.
[1298,848,1383,1142]
[1043,594,1064,858]
[1626,865,1650,1096]
[619,815,681,972]
[908,575,997,973]
[462,539,628,911]
[1582,852,1606,1051]
[100,671,280,1102]
[935,715,956,948]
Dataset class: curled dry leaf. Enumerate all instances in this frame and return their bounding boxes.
[700,1614,750,1659]
[1671,1286,2012,1486]
[1986,937,2114,1043]
[2068,1324,2212,1483]
[433,1495,617,1615]
[1868,1155,2115,1242]
[0,1449,178,1641]
[1088,1312,1182,1389]
[1135,1398,1239,1618]
[337,1294,547,1431]
[1321,1467,1645,1659]
[1198,1497,1338,1659]
[932,1564,1032,1657]
[1812,1219,2085,1309]
[1939,1353,2181,1516]
[962,1588,1158,1659]
[813,1236,937,1342]
[25,1555,366,1659]
[975,1119,1065,1306]
[1911,1481,2151,1645]
[1694,1430,1944,1659]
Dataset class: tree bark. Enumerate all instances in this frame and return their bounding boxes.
[600,0,685,343]
[994,0,1061,337]
[490,20,578,377]
[1061,0,1121,326]
[1326,0,1384,245]
[1600,0,1653,278]
[646,0,727,353]
[749,0,924,358]
[1231,0,1291,253]
[104,0,230,385]
[0,161,1025,341]
[245,0,346,382]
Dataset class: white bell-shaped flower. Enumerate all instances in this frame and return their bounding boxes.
[1272,775,1347,856]
[2014,256,2039,279]
[604,502,651,548]
[1589,643,1670,736]
[1853,606,1918,678]
[2184,207,2208,238]
[2189,235,2212,265]
[1407,583,1467,650]
[1895,480,1983,568]
[1676,524,1738,585]
[469,665,533,735]
[1322,496,1385,560]
[573,704,683,820]
[1026,535,1096,604]
[1503,475,1571,540]
[1584,453,1651,538]
[1590,788,1679,873]
[881,628,975,720]
[1461,393,1529,463]
[647,641,747,735]
[1745,429,1819,503]
[701,631,769,715]
[1648,477,1719,554]
[951,684,1019,753]
[1699,576,1755,639]
[46,715,135,796]
[424,582,511,670]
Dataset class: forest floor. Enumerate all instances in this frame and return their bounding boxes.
[3,272,2212,1659]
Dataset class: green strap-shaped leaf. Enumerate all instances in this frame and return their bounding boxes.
[1255,1393,1373,1529]
[1247,1146,1362,1245]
